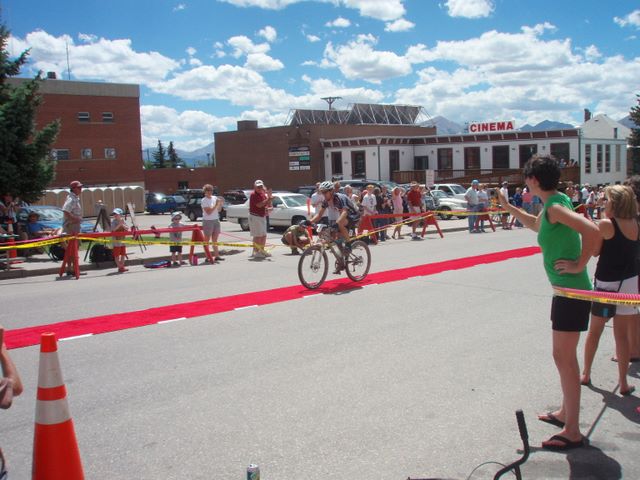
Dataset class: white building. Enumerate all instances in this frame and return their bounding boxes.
[320,115,630,186]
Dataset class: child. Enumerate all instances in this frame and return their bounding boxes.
[111,208,129,273]
[169,212,185,266]
[281,223,310,254]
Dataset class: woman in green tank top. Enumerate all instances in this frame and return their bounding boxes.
[499,155,599,451]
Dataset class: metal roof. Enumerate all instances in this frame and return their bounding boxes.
[288,103,425,126]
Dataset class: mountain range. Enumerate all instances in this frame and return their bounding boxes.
[175,142,215,167]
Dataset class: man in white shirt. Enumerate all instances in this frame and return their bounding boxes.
[201,184,223,263]
[464,180,480,233]
[310,183,324,215]
[361,185,377,217]
[499,181,511,229]
[581,184,589,204]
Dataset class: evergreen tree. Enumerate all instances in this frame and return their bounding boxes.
[629,94,640,173]
[152,140,167,168]
[0,22,60,202]
[167,141,183,168]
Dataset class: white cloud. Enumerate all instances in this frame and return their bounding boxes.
[321,34,412,83]
[384,18,415,32]
[245,52,284,71]
[140,105,235,150]
[444,0,494,19]
[219,0,406,21]
[614,9,640,28]
[306,34,321,42]
[9,30,179,84]
[227,35,270,58]
[325,17,351,28]
[186,46,197,56]
[584,45,601,61]
[78,33,97,43]
[173,3,187,11]
[257,25,277,42]
[301,74,384,103]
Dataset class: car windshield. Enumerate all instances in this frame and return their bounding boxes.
[431,190,446,198]
[378,181,398,190]
[282,194,308,207]
[450,185,466,195]
[172,195,186,203]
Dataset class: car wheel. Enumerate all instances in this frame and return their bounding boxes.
[239,218,250,231]
[438,206,452,220]
[188,211,197,222]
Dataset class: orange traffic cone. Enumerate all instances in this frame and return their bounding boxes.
[6,219,17,259]
[32,332,84,480]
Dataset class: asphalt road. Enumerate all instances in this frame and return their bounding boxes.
[1,226,639,479]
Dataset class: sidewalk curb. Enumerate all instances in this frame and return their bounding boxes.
[0,225,471,280]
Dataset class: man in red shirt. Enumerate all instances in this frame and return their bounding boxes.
[406,182,423,239]
[249,179,273,258]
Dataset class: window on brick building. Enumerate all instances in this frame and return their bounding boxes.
[81,148,92,160]
[102,112,114,123]
[105,148,117,159]
[77,112,90,122]
[52,149,70,160]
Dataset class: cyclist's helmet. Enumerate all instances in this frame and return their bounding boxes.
[319,181,334,192]
[298,219,312,228]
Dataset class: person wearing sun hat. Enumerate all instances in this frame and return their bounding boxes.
[464,180,480,233]
[111,207,129,273]
[168,211,185,266]
[61,180,84,275]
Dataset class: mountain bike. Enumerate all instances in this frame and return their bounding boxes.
[297,224,371,289]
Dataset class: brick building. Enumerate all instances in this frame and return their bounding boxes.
[213,105,435,192]
[9,77,144,188]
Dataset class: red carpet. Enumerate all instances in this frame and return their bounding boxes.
[5,246,540,349]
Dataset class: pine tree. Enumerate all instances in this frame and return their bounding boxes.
[152,140,167,168]
[167,141,183,168]
[0,23,60,202]
[629,94,640,173]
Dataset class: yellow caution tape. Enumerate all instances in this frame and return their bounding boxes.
[553,286,640,306]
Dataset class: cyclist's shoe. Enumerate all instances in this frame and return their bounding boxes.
[333,261,344,275]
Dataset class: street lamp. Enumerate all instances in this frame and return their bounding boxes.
[376,137,382,181]
[206,153,211,166]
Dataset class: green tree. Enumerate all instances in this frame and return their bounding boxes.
[629,94,640,174]
[0,23,60,202]
[152,139,166,168]
[167,141,183,168]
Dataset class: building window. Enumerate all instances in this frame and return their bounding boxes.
[389,150,400,172]
[613,128,618,139]
[605,144,611,172]
[178,181,189,190]
[105,148,117,159]
[519,144,537,168]
[550,143,570,166]
[492,145,510,169]
[414,156,428,170]
[331,152,343,175]
[52,149,70,161]
[585,144,591,174]
[615,144,621,172]
[102,112,114,123]
[596,144,603,173]
[464,147,481,170]
[351,151,366,178]
[77,112,90,123]
[437,148,453,170]
[81,148,92,160]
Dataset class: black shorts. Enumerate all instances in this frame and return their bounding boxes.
[550,295,591,332]
[170,245,183,253]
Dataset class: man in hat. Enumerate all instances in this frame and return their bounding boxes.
[464,180,480,233]
[61,181,83,275]
[499,181,511,229]
[249,180,273,259]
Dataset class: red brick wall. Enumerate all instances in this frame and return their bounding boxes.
[36,92,144,188]
[144,167,218,194]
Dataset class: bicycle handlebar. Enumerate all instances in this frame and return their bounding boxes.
[493,410,530,480]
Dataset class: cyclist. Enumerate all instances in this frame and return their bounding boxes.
[310,181,360,244]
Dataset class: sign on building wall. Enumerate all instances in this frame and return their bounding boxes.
[468,121,515,133]
[289,146,311,171]
[425,169,435,186]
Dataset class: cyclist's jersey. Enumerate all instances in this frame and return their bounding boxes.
[322,193,360,225]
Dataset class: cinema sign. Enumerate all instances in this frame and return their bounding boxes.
[468,121,515,133]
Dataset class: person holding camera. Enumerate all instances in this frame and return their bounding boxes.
[581,185,639,395]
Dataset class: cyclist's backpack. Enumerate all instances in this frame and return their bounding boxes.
[89,244,114,263]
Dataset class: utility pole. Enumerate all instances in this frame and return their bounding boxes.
[321,96,342,110]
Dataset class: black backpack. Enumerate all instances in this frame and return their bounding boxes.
[89,244,114,263]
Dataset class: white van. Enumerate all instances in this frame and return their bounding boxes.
[430,183,467,201]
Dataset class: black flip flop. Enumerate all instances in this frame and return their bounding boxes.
[542,434,587,451]
[538,412,565,428]
[620,386,636,396]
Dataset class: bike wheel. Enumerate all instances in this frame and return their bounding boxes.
[344,240,371,282]
[298,246,329,289]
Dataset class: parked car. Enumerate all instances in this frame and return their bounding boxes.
[342,179,398,192]
[226,192,310,231]
[296,185,318,197]
[184,194,227,222]
[430,183,467,201]
[16,206,95,233]
[145,195,187,215]
[429,190,467,220]
[222,189,253,206]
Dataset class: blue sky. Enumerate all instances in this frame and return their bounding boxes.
[3,0,639,151]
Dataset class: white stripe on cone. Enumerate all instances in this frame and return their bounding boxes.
[35,399,72,425]
[37,352,64,389]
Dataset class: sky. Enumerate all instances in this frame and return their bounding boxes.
[2,0,640,152]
